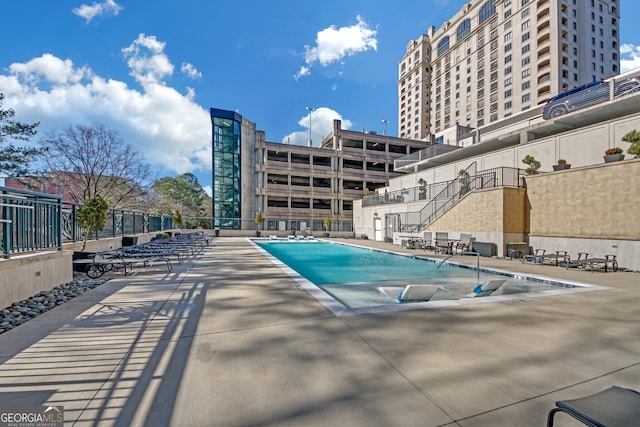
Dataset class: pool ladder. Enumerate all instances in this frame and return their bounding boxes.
[436,251,481,283]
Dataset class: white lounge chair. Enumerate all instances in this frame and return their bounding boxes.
[269,235,278,241]
[287,235,296,241]
[378,284,441,303]
[307,236,316,241]
[466,279,507,297]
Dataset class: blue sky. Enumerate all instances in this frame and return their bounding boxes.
[2,0,640,194]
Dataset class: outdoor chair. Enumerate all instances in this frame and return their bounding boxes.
[377,284,441,303]
[435,232,451,254]
[523,248,546,264]
[546,385,640,427]
[466,279,507,297]
[455,233,473,253]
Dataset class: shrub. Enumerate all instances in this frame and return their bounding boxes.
[605,147,623,155]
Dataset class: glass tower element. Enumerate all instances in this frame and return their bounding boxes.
[211,108,242,229]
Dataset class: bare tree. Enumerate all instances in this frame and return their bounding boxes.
[39,124,151,208]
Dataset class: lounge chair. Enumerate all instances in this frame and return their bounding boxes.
[574,254,618,272]
[546,385,640,426]
[466,279,507,297]
[269,235,278,241]
[377,284,441,303]
[559,252,589,268]
[523,249,546,264]
[307,235,316,241]
[287,235,296,241]
[541,250,569,266]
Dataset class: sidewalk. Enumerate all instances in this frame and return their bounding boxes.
[0,237,638,426]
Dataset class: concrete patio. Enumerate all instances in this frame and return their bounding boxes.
[0,237,638,426]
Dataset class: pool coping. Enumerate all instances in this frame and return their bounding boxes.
[249,238,611,317]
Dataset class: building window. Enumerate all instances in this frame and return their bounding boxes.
[522,81,530,90]
[505,43,512,52]
[479,0,497,25]
[505,54,512,63]
[522,44,530,54]
[522,93,530,102]
[437,36,450,56]
[456,18,471,41]
[505,101,512,109]
[522,20,530,30]
[504,31,512,41]
[522,69,530,78]
[521,32,530,42]
[505,89,512,97]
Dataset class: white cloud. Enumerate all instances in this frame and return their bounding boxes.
[296,15,377,78]
[620,43,640,73]
[181,62,202,79]
[72,0,123,23]
[293,66,310,81]
[0,35,211,177]
[122,34,173,86]
[281,107,352,146]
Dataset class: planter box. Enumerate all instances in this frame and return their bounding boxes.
[122,236,138,246]
[604,154,625,163]
[553,163,571,171]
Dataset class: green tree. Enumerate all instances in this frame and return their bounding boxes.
[152,173,211,227]
[0,93,41,175]
[77,195,109,251]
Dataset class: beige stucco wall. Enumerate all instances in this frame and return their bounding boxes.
[427,187,527,234]
[525,158,640,239]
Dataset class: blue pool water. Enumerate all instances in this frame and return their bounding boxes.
[254,240,582,311]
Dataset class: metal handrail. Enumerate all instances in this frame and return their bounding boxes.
[437,250,481,283]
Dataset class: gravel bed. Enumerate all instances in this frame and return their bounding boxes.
[0,278,107,335]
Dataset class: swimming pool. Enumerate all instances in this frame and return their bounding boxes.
[252,239,603,316]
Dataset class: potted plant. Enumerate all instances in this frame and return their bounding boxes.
[323,216,331,237]
[604,147,624,163]
[255,212,264,237]
[622,129,640,158]
[77,195,109,251]
[553,159,571,171]
[417,178,427,200]
[522,155,539,175]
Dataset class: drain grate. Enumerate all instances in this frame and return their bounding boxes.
[504,298,530,304]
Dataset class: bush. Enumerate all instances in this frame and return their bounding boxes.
[605,147,623,155]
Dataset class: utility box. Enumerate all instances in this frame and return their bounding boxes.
[472,242,497,257]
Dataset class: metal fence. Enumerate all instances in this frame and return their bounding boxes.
[1,186,173,259]
[182,217,354,234]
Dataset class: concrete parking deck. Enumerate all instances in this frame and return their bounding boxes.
[0,237,638,426]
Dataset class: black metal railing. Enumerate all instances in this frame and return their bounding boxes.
[1,186,173,258]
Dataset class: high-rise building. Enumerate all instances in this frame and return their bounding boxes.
[398,0,620,141]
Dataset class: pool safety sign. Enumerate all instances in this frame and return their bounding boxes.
[0,406,63,427]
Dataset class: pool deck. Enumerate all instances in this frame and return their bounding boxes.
[0,237,638,426]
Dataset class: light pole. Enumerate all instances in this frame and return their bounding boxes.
[306,107,315,146]
[381,119,389,136]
